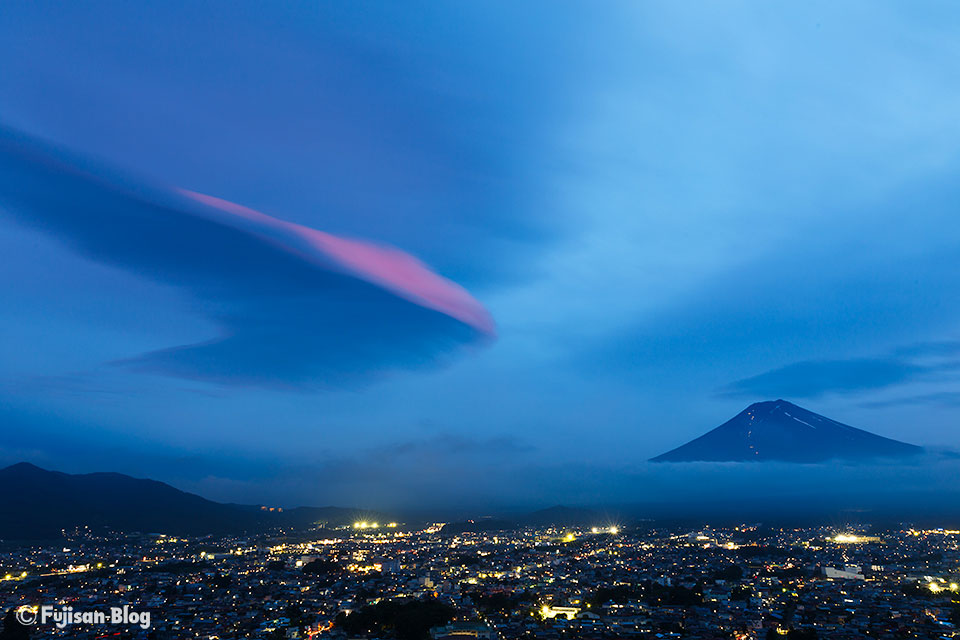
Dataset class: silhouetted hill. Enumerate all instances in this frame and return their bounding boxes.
[0,463,370,540]
[440,518,516,535]
[440,506,617,534]
[652,400,923,463]
[0,463,264,539]
[520,505,608,527]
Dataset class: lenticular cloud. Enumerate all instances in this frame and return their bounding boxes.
[179,190,495,336]
[0,126,495,387]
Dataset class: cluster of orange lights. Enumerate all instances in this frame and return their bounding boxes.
[353,521,398,529]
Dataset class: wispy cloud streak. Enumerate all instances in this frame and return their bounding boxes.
[723,341,960,399]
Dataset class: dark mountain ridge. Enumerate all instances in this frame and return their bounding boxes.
[0,463,365,540]
[651,400,923,463]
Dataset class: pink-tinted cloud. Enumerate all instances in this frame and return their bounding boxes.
[180,190,495,336]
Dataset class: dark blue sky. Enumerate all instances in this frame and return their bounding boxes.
[2,2,960,508]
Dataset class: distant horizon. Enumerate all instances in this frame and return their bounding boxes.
[7,444,960,521]
[4,397,959,510]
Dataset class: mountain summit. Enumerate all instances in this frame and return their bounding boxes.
[651,400,922,463]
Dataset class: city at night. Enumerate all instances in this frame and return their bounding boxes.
[2,2,960,638]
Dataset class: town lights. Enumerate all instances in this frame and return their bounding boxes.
[591,525,618,534]
[832,534,861,544]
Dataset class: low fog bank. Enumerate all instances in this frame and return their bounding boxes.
[587,451,960,527]
[396,452,960,526]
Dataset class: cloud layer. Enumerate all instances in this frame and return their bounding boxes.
[724,341,960,400]
[0,127,494,387]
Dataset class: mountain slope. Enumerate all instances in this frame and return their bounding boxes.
[0,463,366,539]
[520,505,607,527]
[0,462,265,539]
[651,400,922,463]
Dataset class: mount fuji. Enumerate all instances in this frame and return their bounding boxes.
[651,400,923,463]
